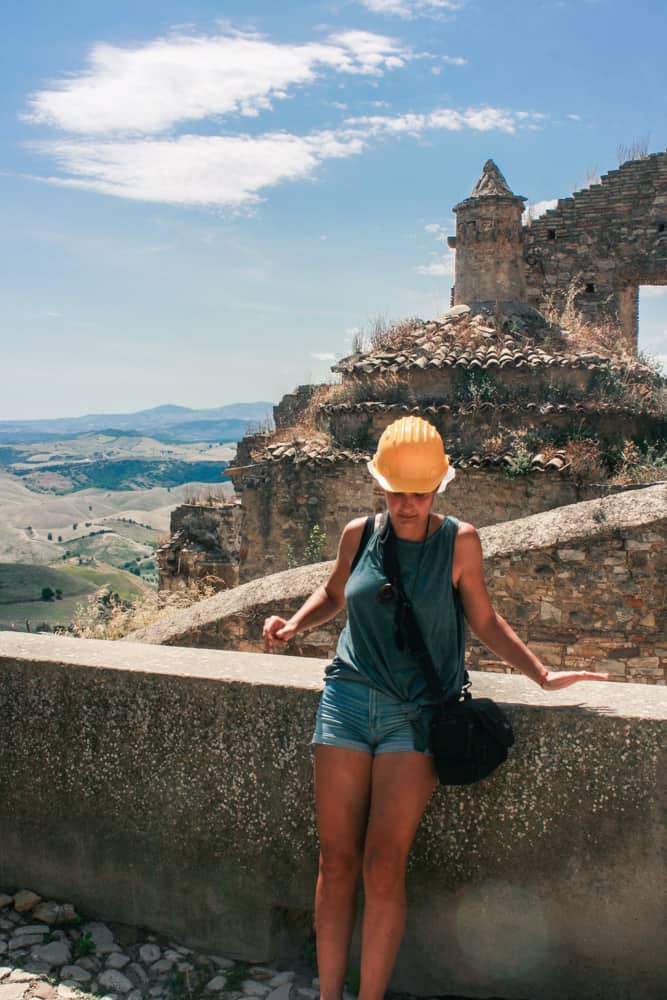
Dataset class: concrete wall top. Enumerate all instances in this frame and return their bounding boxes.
[2,631,666,721]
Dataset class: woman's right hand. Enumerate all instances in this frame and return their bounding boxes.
[262,615,298,651]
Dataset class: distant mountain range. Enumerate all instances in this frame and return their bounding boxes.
[0,403,275,444]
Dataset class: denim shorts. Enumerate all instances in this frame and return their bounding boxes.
[312,679,433,756]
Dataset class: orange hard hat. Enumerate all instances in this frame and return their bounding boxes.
[367,416,455,493]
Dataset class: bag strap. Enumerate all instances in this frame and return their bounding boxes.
[350,514,376,573]
[380,515,470,706]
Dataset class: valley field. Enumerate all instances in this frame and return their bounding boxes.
[0,561,148,632]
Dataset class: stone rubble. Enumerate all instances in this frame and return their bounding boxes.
[0,887,479,1000]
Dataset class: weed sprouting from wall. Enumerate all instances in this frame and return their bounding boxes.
[286,524,328,569]
[304,524,327,564]
[504,443,533,478]
[455,369,498,406]
[617,136,650,165]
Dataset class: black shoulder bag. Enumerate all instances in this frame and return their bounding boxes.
[380,515,514,785]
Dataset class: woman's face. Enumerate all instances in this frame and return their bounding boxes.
[384,490,435,526]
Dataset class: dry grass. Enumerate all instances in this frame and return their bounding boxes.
[617,137,650,165]
[182,485,231,506]
[368,315,421,352]
[68,578,218,640]
[480,431,512,454]
[540,278,667,398]
[349,315,421,355]
[559,439,607,482]
[609,440,667,485]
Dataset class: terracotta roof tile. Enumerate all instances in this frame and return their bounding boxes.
[237,439,576,474]
[320,400,640,418]
[332,315,658,379]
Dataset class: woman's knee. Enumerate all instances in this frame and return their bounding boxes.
[318,843,363,885]
[362,844,408,899]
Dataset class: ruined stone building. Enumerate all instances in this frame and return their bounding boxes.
[159,154,666,590]
[452,152,667,351]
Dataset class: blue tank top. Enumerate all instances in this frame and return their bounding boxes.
[326,516,466,705]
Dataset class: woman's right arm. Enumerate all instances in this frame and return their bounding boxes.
[262,517,367,650]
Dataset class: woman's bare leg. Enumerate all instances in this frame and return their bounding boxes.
[358,752,436,1000]
[314,745,373,1000]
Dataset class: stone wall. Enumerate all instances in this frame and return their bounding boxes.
[131,485,666,685]
[320,401,661,454]
[339,362,595,404]
[0,633,665,1000]
[235,457,623,582]
[157,500,242,592]
[524,150,667,350]
[273,384,317,430]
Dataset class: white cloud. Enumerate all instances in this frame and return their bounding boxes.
[415,252,455,277]
[640,286,667,299]
[567,113,582,121]
[345,106,543,137]
[23,26,547,210]
[523,198,558,223]
[432,56,467,75]
[311,352,337,361]
[360,0,461,19]
[24,29,411,135]
[32,130,365,207]
[30,103,545,207]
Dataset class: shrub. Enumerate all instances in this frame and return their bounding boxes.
[563,439,607,482]
[504,444,533,478]
[609,439,667,484]
[68,580,217,640]
[456,369,498,406]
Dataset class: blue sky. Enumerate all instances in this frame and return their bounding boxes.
[2,0,666,419]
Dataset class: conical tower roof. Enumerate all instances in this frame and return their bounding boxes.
[470,159,515,198]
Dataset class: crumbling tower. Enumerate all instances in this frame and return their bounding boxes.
[450,159,527,306]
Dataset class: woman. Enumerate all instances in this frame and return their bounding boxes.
[263,416,608,1000]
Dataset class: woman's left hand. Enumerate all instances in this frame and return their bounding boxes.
[541,670,609,690]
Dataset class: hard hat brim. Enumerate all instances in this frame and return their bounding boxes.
[367,461,456,494]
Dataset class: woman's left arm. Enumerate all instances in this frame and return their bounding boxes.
[453,523,609,690]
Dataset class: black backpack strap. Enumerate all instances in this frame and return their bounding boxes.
[350,514,376,573]
[380,515,469,706]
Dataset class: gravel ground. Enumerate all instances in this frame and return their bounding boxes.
[0,888,508,1000]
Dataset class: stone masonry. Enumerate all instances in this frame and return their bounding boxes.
[157,500,242,592]
[451,160,527,306]
[449,152,667,351]
[131,485,667,686]
[523,150,667,351]
[231,298,664,580]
